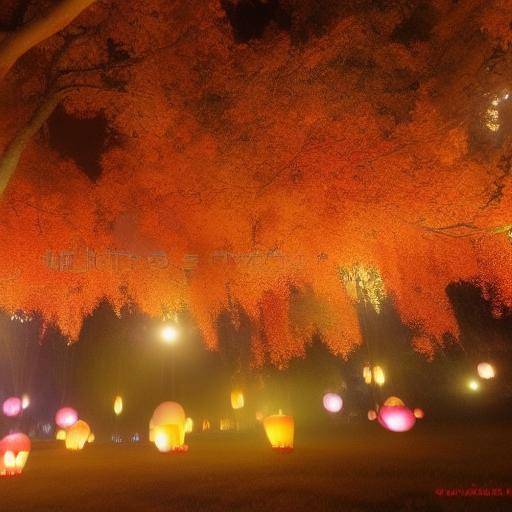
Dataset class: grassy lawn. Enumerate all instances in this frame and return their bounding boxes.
[1,422,511,511]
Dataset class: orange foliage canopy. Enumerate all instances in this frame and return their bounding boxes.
[1,0,512,364]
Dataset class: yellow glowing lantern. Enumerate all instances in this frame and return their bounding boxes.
[87,433,95,443]
[185,417,194,433]
[468,379,480,392]
[363,366,372,384]
[149,401,187,452]
[55,429,67,441]
[114,395,123,416]
[230,389,245,410]
[373,366,385,386]
[263,410,294,452]
[383,396,405,407]
[220,417,235,431]
[202,419,211,432]
[477,362,495,380]
[65,420,91,451]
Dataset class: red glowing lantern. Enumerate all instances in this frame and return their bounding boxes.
[2,397,22,417]
[0,433,31,476]
[55,407,78,429]
[378,405,416,432]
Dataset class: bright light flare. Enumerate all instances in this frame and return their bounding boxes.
[468,379,480,391]
[477,362,495,380]
[161,325,179,344]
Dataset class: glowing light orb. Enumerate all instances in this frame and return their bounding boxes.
[114,396,123,416]
[65,420,91,451]
[378,406,416,432]
[413,408,425,419]
[263,411,294,452]
[161,325,179,343]
[322,393,343,413]
[468,379,480,391]
[367,410,377,421]
[2,397,22,417]
[0,433,31,477]
[55,407,78,428]
[477,362,495,380]
[230,389,245,410]
[21,394,30,410]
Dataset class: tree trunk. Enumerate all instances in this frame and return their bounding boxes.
[0,0,97,82]
[0,91,68,196]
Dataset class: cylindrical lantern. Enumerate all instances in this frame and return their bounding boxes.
[3,397,22,417]
[477,362,495,380]
[185,417,194,433]
[150,402,187,452]
[363,366,372,384]
[322,393,343,413]
[202,419,210,432]
[65,420,91,451]
[55,407,78,429]
[373,366,385,386]
[87,433,95,443]
[230,389,245,410]
[21,394,30,410]
[0,433,31,477]
[263,411,294,452]
[114,396,123,416]
[378,405,415,432]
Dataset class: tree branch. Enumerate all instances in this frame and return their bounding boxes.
[0,0,97,82]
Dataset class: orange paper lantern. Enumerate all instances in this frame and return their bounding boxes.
[65,420,91,451]
[263,411,294,452]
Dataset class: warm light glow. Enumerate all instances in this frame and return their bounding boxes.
[21,394,30,410]
[373,366,385,386]
[114,395,123,416]
[87,433,95,443]
[367,410,377,421]
[383,396,404,407]
[202,419,211,431]
[185,417,194,433]
[55,407,78,429]
[468,379,480,391]
[378,406,416,432]
[150,402,187,452]
[477,362,495,380]
[263,411,294,452]
[65,420,91,451]
[2,397,22,417]
[220,417,235,431]
[363,366,372,384]
[230,389,245,410]
[161,324,179,344]
[154,425,181,453]
[322,393,343,413]
[56,429,67,441]
[0,433,31,477]
[413,408,425,419]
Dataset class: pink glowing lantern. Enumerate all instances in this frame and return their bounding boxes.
[378,405,416,432]
[322,393,343,413]
[0,433,31,476]
[2,397,22,417]
[55,407,78,429]
[413,408,425,419]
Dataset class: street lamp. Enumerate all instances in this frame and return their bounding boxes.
[161,324,179,344]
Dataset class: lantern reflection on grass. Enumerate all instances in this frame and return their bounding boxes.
[0,433,31,477]
[263,411,294,452]
[65,420,91,451]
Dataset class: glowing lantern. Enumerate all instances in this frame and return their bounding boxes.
[65,420,91,451]
[230,389,245,410]
[0,433,31,476]
[114,396,123,416]
[363,366,372,384]
[383,396,405,407]
[322,393,343,413]
[413,408,425,419]
[367,410,377,421]
[161,325,179,343]
[468,379,480,391]
[55,407,78,429]
[378,406,416,432]
[202,419,211,432]
[185,417,194,433]
[263,411,294,452]
[150,401,187,452]
[373,366,385,386]
[220,417,235,431]
[21,394,30,410]
[477,362,495,380]
[55,429,67,441]
[87,433,95,443]
[3,397,22,417]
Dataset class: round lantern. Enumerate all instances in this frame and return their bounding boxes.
[3,397,22,417]
[65,420,91,451]
[367,410,377,421]
[0,433,31,476]
[230,389,245,410]
[477,362,495,380]
[263,411,294,452]
[114,396,123,416]
[378,405,416,432]
[322,393,343,413]
[149,402,187,452]
[55,407,78,429]
[413,408,425,419]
